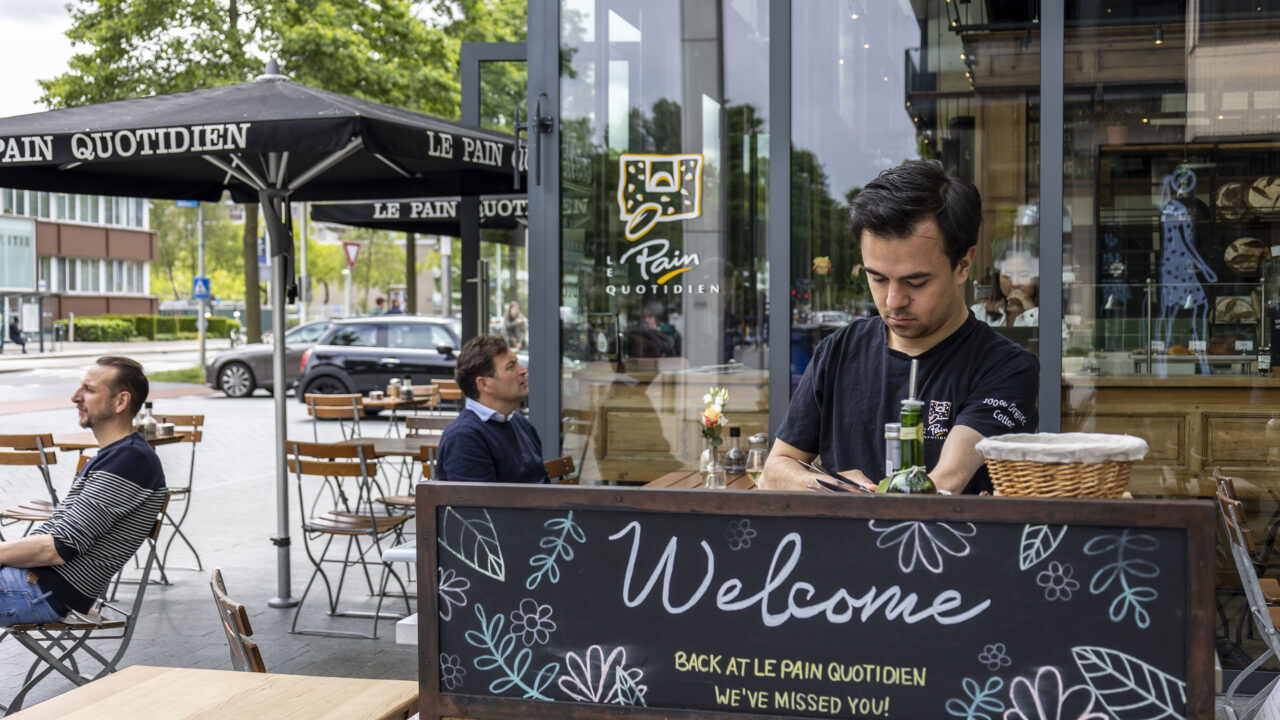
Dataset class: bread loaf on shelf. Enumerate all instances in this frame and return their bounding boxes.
[1249,176,1280,219]
[1217,181,1249,222]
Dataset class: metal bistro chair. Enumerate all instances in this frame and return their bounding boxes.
[156,413,205,573]
[1215,470,1280,720]
[210,568,266,673]
[0,434,59,540]
[287,440,412,639]
[0,496,168,715]
[305,393,365,442]
[434,379,464,413]
[377,416,450,512]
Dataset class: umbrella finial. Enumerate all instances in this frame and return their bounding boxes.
[255,59,287,82]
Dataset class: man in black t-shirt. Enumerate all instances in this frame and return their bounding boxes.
[762,161,1038,494]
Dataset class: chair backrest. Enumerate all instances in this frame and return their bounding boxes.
[210,568,266,673]
[1214,471,1280,652]
[406,416,451,436]
[159,414,205,444]
[560,408,595,478]
[0,433,59,504]
[286,440,379,516]
[304,393,364,419]
[545,455,577,484]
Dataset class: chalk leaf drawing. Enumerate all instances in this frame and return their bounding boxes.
[437,566,471,621]
[1036,561,1081,602]
[978,643,1012,671]
[1073,646,1187,720]
[439,653,467,690]
[945,676,1005,720]
[464,603,558,700]
[1020,525,1068,571]
[614,666,649,706]
[1004,666,1109,720]
[527,511,587,590]
[868,520,977,574]
[558,645,648,705]
[724,518,758,551]
[1084,530,1160,628]
[509,598,557,647]
[439,506,505,581]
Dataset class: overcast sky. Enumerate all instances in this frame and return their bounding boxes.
[0,1,74,118]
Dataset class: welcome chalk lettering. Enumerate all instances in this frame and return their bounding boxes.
[70,123,251,161]
[609,521,991,628]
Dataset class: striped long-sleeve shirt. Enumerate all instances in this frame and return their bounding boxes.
[31,433,167,613]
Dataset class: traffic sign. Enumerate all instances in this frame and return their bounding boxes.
[175,199,199,208]
[342,241,362,269]
[193,276,211,300]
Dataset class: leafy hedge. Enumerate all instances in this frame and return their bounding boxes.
[57,314,241,341]
[54,318,135,342]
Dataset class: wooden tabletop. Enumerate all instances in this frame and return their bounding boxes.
[361,396,434,411]
[644,470,757,490]
[336,435,441,458]
[7,665,418,720]
[53,432,185,451]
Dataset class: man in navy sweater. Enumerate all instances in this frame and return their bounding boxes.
[436,336,549,484]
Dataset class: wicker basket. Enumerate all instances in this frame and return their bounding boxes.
[975,433,1148,499]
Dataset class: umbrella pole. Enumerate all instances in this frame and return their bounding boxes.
[262,184,298,608]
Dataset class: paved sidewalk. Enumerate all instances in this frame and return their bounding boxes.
[0,337,232,371]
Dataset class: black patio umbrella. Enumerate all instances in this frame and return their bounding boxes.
[0,65,523,608]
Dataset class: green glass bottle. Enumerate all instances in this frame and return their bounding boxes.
[882,398,936,494]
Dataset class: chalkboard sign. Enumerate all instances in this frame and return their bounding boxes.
[416,484,1213,720]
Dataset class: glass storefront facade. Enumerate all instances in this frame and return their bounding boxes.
[537,0,1280,679]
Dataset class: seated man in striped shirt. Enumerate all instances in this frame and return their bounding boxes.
[436,335,549,484]
[0,356,167,626]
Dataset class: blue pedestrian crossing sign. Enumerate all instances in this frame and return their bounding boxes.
[193,277,211,300]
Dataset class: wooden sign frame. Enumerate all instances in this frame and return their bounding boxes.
[416,482,1214,720]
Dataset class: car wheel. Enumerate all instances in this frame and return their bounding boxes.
[218,362,256,398]
[302,375,351,397]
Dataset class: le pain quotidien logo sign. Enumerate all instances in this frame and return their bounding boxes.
[607,153,719,297]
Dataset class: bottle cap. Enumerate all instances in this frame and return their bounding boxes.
[900,399,924,409]
[748,433,768,447]
[729,426,741,437]
[884,422,901,437]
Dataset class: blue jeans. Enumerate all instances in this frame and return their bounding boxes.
[0,566,64,627]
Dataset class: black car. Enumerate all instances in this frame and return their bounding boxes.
[296,315,463,400]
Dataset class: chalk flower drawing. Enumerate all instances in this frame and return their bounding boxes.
[509,598,557,647]
[439,653,467,690]
[558,645,647,704]
[1003,666,1109,720]
[978,643,1012,671]
[527,511,587,590]
[724,518,757,551]
[1020,524,1068,570]
[1083,530,1160,628]
[437,567,470,622]
[464,603,559,700]
[945,676,1005,720]
[868,520,977,574]
[1072,646,1186,719]
[1036,561,1080,602]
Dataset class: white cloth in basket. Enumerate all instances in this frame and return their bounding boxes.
[975,433,1148,464]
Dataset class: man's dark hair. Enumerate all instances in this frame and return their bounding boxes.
[454,335,511,401]
[96,355,148,416]
[848,160,982,268]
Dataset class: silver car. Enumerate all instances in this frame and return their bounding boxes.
[204,320,332,397]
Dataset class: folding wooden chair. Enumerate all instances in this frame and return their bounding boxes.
[1215,470,1280,720]
[210,568,266,673]
[0,434,59,540]
[376,416,450,512]
[304,393,364,441]
[157,414,205,573]
[545,455,578,484]
[0,497,168,714]
[287,440,412,639]
[561,407,596,481]
[434,379,463,412]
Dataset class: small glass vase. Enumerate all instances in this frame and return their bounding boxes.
[701,437,725,489]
